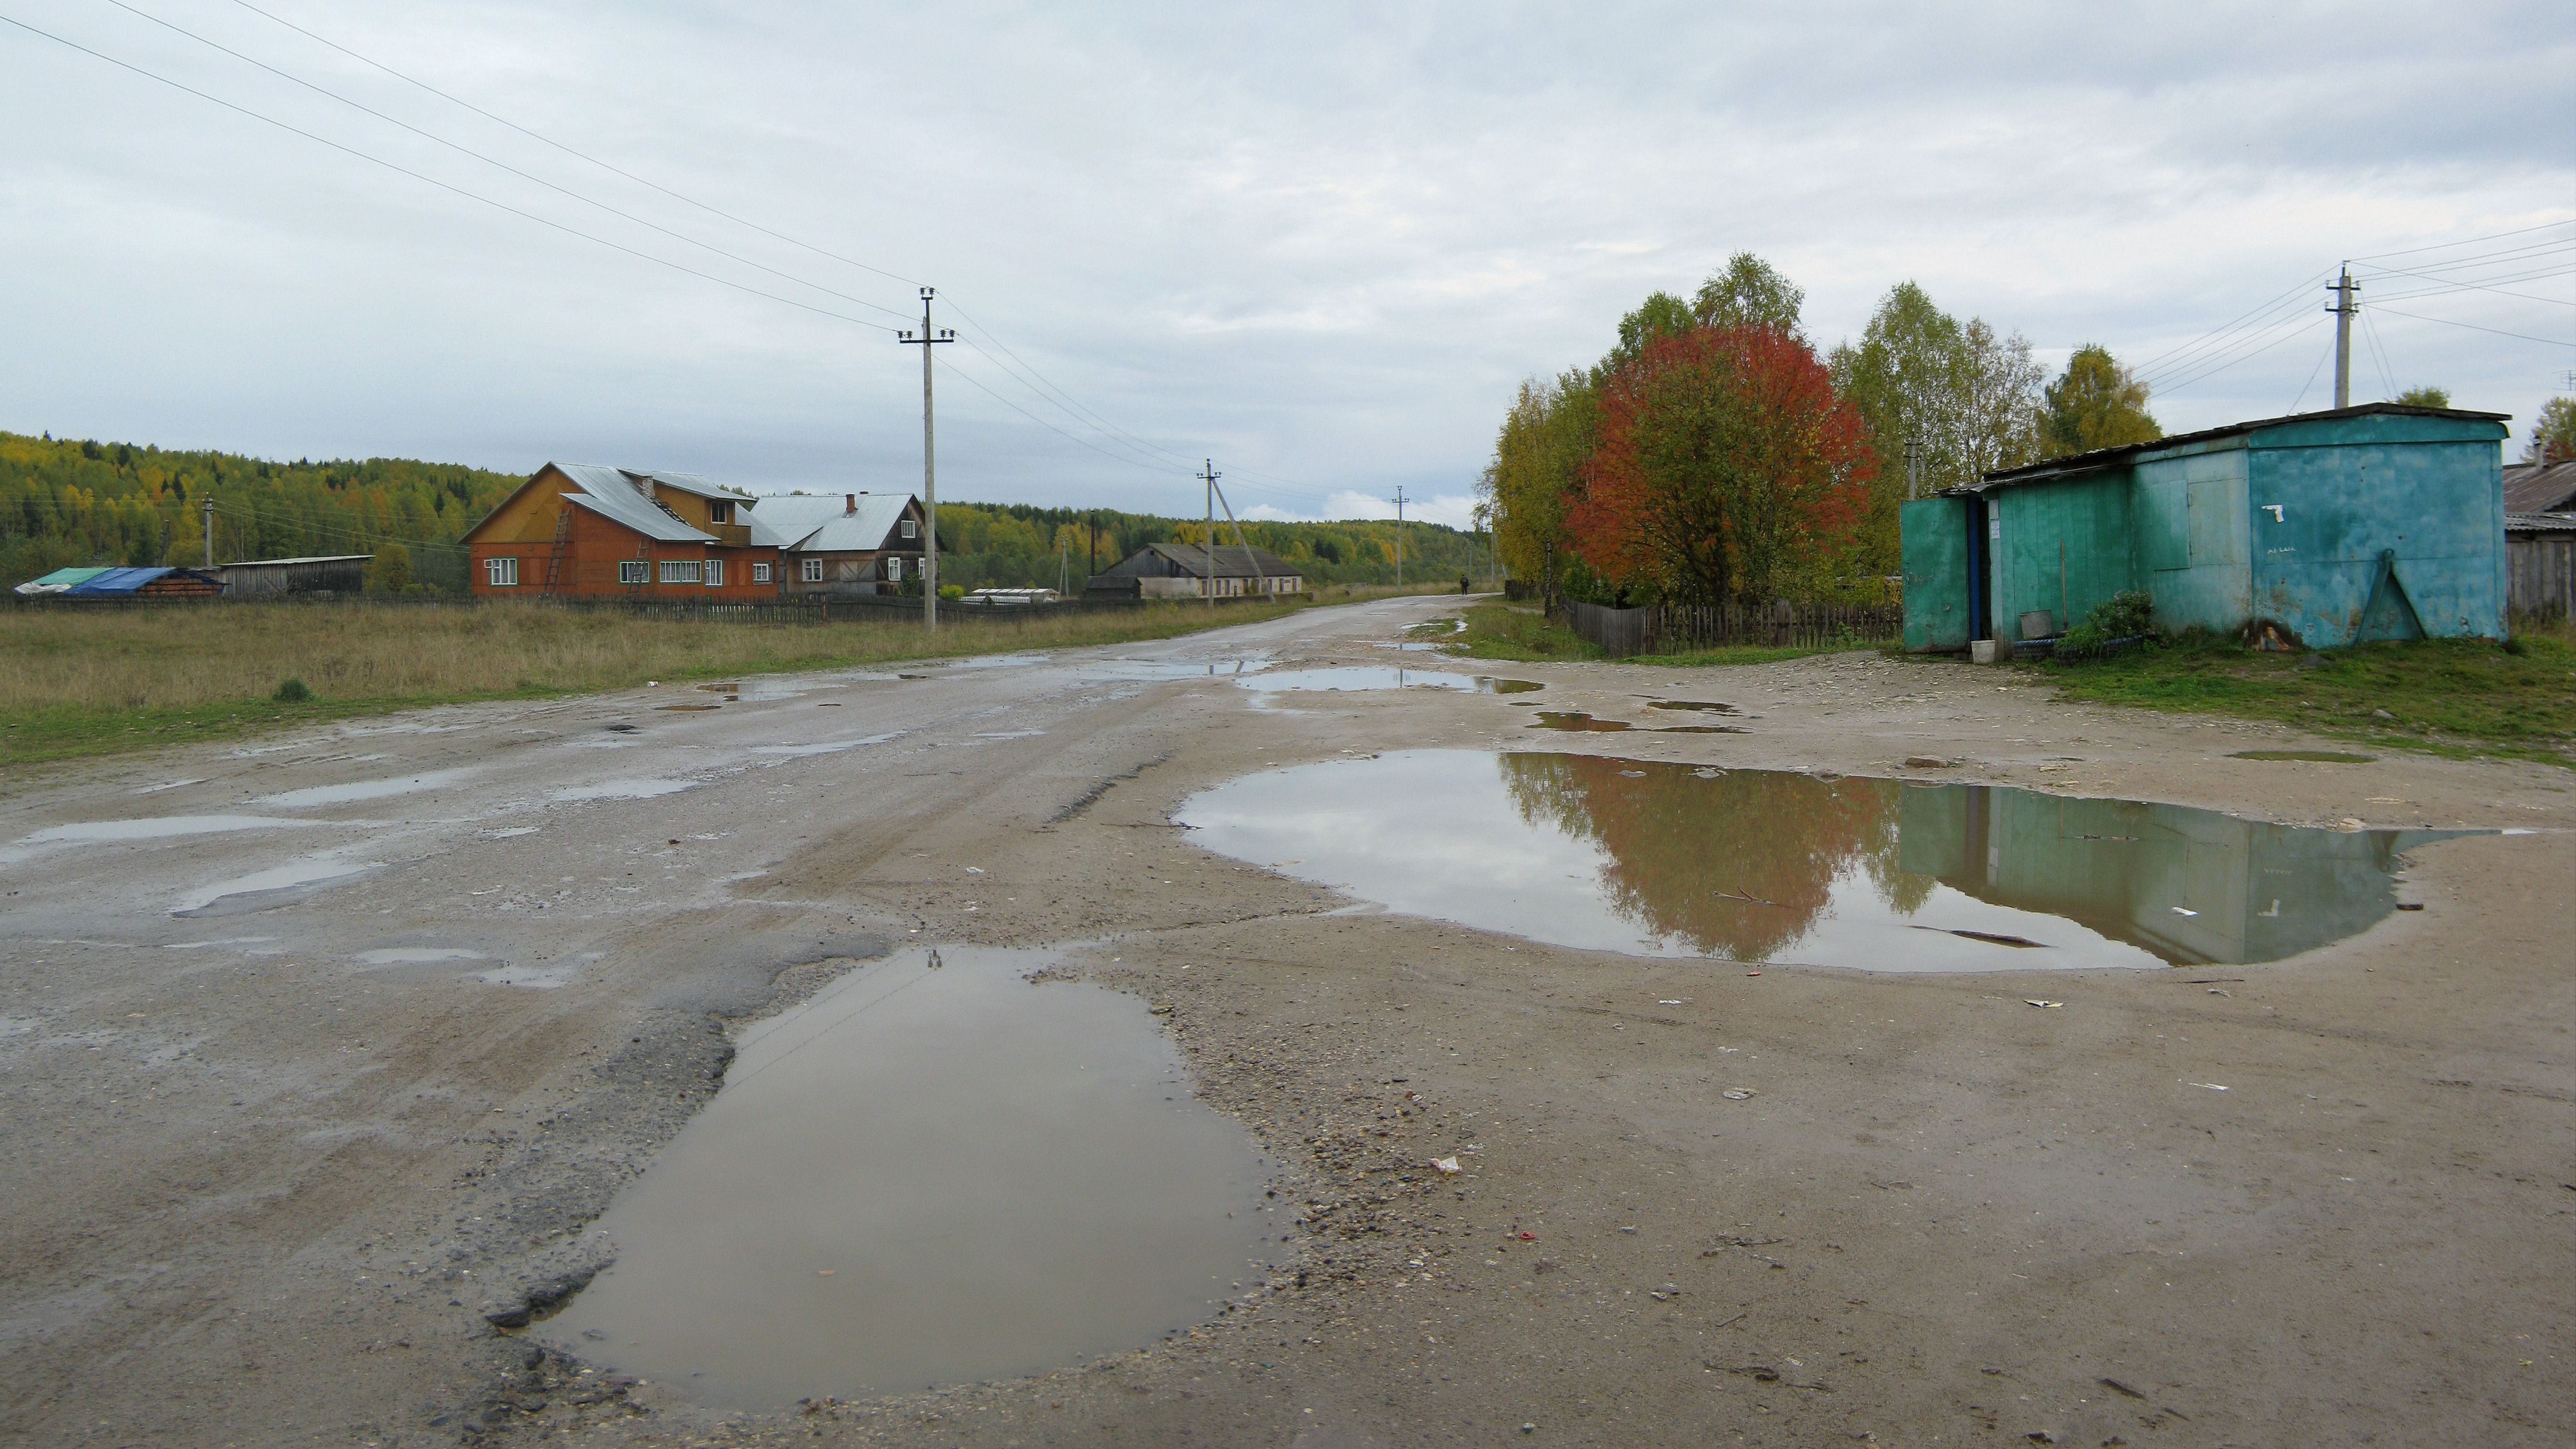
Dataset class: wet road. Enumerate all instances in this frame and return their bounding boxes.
[1,592,2568,1449]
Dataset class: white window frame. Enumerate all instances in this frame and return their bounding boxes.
[659,559,703,585]
[886,556,903,583]
[485,556,518,587]
[618,560,647,585]
[752,561,771,584]
[900,518,919,540]
[707,500,732,524]
[802,557,823,583]
[705,559,724,587]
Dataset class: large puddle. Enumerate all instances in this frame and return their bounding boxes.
[540,947,1275,1407]
[1175,752,2467,970]
[1239,667,1540,694]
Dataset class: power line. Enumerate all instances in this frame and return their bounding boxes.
[2349,220,2576,262]
[98,0,916,324]
[222,0,926,292]
[0,12,906,335]
[2366,307,2576,349]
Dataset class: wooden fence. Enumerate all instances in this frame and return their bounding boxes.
[1558,599,1903,657]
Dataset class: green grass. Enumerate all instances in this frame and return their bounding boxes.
[2024,625,2576,767]
[1446,601,1885,667]
[1,592,1434,772]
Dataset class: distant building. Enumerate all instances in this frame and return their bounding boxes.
[462,464,776,600]
[1900,403,2511,653]
[12,565,226,598]
[1083,542,1304,601]
[747,492,934,596]
[2505,512,2575,619]
[2502,458,2576,517]
[218,555,370,597]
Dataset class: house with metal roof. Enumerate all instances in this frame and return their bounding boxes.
[745,492,935,596]
[1899,403,2512,654]
[14,565,225,598]
[462,464,777,600]
[2502,458,2576,517]
[1082,541,1304,601]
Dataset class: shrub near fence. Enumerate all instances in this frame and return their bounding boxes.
[1558,599,1902,657]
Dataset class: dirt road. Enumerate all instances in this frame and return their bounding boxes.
[2,595,2567,1447]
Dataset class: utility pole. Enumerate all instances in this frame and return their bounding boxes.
[2326,266,2359,410]
[1391,485,1406,588]
[201,497,214,569]
[898,288,955,632]
[1197,460,1223,607]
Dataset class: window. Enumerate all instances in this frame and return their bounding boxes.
[900,518,918,540]
[752,562,771,584]
[802,557,823,583]
[708,500,732,524]
[659,559,703,585]
[886,556,903,582]
[704,559,724,587]
[485,556,518,587]
[618,560,647,585]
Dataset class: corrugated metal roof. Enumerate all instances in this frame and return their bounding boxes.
[2506,512,2576,533]
[636,470,755,502]
[1140,541,1296,579]
[1967,402,2515,493]
[564,484,715,543]
[746,493,917,551]
[219,555,374,567]
[2503,460,2576,514]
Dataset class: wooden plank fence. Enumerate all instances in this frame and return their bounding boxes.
[1559,599,1902,657]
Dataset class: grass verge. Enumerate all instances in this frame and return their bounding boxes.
[1445,601,1887,667]
[2021,624,2576,767]
[0,593,1407,770]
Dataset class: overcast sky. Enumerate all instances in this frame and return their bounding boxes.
[5,1,2570,528]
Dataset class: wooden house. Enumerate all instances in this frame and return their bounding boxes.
[747,492,936,596]
[1082,542,1304,600]
[463,464,777,600]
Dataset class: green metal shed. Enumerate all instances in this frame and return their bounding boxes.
[1900,403,2510,652]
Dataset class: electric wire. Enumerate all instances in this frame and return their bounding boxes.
[2152,314,2333,397]
[2365,307,2576,349]
[0,12,906,336]
[98,0,916,324]
[2350,220,2576,261]
[2359,309,2399,400]
[2289,330,2337,411]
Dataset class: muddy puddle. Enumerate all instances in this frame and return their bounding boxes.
[1240,667,1540,695]
[1080,657,1269,680]
[2230,750,2377,764]
[1176,751,2469,970]
[539,947,1274,1408]
[1528,711,1742,734]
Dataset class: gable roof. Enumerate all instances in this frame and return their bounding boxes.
[746,493,919,552]
[563,477,715,543]
[2503,459,2576,515]
[635,470,755,502]
[1971,402,2514,492]
[1140,541,1296,579]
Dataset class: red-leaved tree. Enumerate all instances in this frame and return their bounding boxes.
[1567,326,1874,605]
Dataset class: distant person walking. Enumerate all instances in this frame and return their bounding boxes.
[1458,575,1470,595]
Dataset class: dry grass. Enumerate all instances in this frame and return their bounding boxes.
[0,593,1402,768]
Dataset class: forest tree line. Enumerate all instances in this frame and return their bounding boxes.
[1479,254,2167,608]
[0,431,1484,595]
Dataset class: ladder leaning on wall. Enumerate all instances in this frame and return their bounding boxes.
[540,506,572,595]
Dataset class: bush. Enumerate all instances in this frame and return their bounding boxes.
[2059,590,2156,653]
[272,677,313,702]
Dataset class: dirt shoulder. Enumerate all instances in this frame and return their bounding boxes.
[2,625,2567,1448]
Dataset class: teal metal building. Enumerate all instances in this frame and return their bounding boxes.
[1900,403,2512,652]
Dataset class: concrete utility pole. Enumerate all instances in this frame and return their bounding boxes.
[1391,485,1406,588]
[201,497,214,569]
[1198,459,1221,607]
[2327,266,2360,410]
[1905,437,1920,501]
[898,288,955,632]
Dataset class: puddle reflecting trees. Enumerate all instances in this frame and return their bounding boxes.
[1180,752,2468,970]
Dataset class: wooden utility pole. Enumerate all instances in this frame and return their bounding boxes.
[899,288,955,632]
[1198,460,1221,607]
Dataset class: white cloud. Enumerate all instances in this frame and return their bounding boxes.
[2,0,2567,509]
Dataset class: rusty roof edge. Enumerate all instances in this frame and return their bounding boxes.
[1963,402,2514,494]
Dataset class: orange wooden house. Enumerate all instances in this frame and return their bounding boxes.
[463,464,778,600]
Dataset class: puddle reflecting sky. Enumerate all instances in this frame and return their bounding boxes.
[541,948,1274,1407]
[1240,668,1539,694]
[1177,752,2466,970]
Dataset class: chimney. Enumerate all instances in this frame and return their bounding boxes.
[845,493,856,515]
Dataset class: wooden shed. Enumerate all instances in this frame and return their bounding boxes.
[218,555,371,597]
[2506,513,2576,620]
